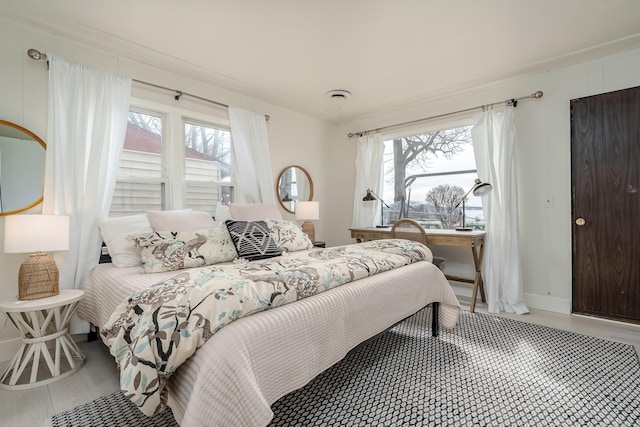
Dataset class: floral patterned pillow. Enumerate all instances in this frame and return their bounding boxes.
[265,220,314,252]
[129,226,237,273]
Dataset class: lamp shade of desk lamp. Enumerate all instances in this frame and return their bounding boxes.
[4,215,70,300]
[295,201,319,243]
[455,179,492,231]
[363,188,391,228]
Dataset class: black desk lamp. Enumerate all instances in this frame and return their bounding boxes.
[455,179,492,231]
[363,188,391,228]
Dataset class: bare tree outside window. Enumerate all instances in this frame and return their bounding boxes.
[425,184,465,229]
[128,111,161,135]
[387,127,471,203]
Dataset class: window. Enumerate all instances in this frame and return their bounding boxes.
[111,110,165,216]
[183,120,233,211]
[382,124,485,230]
[110,105,235,217]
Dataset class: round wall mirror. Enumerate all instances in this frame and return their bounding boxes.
[0,120,46,215]
[276,165,313,214]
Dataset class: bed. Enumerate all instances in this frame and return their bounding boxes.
[77,207,460,427]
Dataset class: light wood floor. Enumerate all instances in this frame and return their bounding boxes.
[0,340,120,427]
[1,302,639,427]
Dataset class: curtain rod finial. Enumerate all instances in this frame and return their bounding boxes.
[533,91,543,99]
[27,49,47,61]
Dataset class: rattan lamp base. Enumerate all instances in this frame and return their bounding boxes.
[18,252,60,300]
[301,220,316,243]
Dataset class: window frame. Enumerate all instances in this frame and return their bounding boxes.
[111,96,237,216]
[182,117,234,212]
[380,116,481,230]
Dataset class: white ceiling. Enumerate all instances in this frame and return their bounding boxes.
[6,0,640,123]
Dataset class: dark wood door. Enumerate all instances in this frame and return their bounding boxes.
[570,86,640,323]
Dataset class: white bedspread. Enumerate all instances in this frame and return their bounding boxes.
[78,253,459,427]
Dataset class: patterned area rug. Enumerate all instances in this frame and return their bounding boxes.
[269,307,640,426]
[51,308,640,427]
[50,391,178,427]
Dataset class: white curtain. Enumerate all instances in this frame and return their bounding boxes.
[44,56,131,330]
[352,132,384,228]
[471,106,529,314]
[229,107,277,204]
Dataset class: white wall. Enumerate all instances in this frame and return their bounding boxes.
[327,47,640,314]
[0,19,333,361]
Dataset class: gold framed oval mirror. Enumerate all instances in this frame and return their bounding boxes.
[276,165,313,214]
[0,120,46,216]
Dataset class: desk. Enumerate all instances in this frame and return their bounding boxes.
[350,227,486,312]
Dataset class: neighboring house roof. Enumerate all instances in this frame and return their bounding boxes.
[124,123,215,161]
[124,123,161,154]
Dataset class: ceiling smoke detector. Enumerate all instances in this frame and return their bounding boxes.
[326,90,352,100]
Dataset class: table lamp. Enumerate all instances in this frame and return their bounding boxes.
[295,201,319,242]
[4,215,70,300]
[363,188,391,228]
[455,179,492,231]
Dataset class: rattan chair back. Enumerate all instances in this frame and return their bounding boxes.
[390,218,446,269]
[391,218,429,244]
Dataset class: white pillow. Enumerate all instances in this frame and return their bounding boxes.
[147,210,216,232]
[215,202,232,224]
[98,214,153,267]
[229,203,283,221]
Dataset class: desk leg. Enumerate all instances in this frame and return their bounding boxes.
[470,244,486,313]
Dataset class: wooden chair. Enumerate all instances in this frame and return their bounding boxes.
[390,218,446,269]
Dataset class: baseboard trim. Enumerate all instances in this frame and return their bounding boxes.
[449,281,571,315]
[449,282,473,299]
[450,279,571,315]
[524,293,571,314]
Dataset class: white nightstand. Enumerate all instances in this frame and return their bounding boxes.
[0,289,86,390]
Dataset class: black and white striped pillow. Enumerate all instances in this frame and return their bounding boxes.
[225,220,282,261]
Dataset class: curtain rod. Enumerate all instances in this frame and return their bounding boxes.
[347,90,543,138]
[26,48,270,121]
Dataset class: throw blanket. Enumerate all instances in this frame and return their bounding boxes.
[101,239,432,416]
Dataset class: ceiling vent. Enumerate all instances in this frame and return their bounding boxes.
[326,90,352,100]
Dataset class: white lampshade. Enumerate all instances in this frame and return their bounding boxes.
[4,215,69,300]
[295,201,319,220]
[4,215,70,254]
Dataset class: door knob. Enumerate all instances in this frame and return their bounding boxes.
[575,218,586,226]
